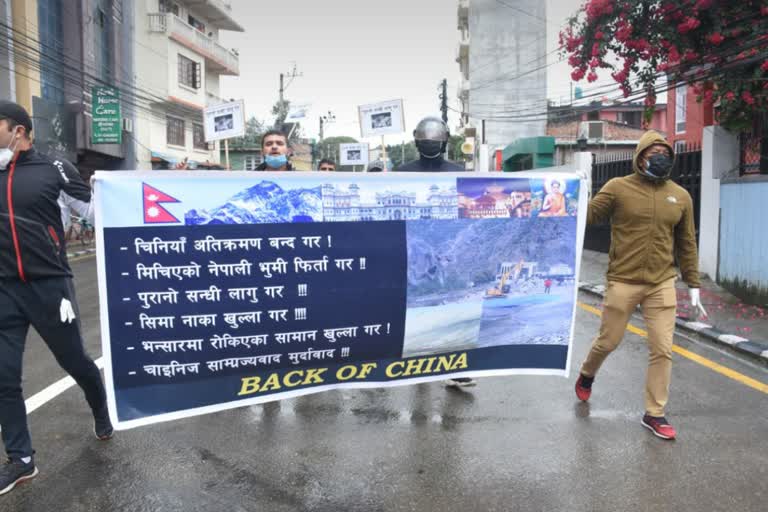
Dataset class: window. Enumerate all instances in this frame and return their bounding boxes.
[94,0,114,81]
[178,54,201,89]
[675,84,687,134]
[188,14,205,33]
[244,155,262,170]
[674,140,687,154]
[159,0,179,16]
[617,110,642,128]
[167,117,185,146]
[38,0,65,103]
[193,123,207,150]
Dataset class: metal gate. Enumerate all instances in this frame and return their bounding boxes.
[585,145,702,254]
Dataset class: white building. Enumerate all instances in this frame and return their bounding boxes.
[134,0,243,169]
[456,0,547,148]
[323,184,458,222]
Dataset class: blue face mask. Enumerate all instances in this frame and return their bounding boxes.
[264,154,288,169]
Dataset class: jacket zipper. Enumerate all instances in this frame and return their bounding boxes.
[6,156,27,282]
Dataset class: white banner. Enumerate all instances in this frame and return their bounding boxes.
[358,99,405,138]
[339,143,370,166]
[204,100,245,142]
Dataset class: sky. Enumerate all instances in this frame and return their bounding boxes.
[218,1,623,145]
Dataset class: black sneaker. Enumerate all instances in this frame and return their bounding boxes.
[0,458,38,496]
[445,377,477,388]
[94,407,114,441]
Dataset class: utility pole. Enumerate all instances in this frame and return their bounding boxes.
[277,63,302,128]
[319,111,335,141]
[439,78,448,123]
[319,111,335,162]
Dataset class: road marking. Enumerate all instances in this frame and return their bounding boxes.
[25,358,104,415]
[577,302,768,394]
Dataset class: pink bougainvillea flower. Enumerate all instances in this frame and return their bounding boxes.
[708,33,725,45]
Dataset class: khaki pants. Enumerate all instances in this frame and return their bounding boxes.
[580,278,677,417]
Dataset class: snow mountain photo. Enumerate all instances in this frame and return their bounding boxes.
[184,181,323,225]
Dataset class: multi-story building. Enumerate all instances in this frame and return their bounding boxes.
[0,0,13,102]
[134,0,242,169]
[547,101,669,165]
[4,0,138,175]
[322,184,458,222]
[456,0,547,149]
[666,83,715,150]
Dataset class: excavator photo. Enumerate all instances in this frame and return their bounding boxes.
[485,271,511,299]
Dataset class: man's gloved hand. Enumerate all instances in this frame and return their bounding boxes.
[689,288,708,318]
[60,298,77,324]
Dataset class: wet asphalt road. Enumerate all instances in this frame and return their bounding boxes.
[5,256,768,512]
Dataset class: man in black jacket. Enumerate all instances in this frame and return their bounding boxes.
[0,101,112,496]
[394,116,473,388]
[395,117,464,172]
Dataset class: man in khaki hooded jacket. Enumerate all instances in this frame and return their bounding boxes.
[575,130,707,440]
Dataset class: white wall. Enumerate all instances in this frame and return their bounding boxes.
[468,0,547,147]
[134,0,225,166]
[700,126,739,279]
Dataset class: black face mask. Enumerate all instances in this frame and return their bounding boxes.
[416,140,445,159]
[643,153,673,180]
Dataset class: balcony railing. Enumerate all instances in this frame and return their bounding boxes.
[148,13,239,76]
[184,0,243,32]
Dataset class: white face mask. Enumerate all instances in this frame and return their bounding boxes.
[0,127,21,170]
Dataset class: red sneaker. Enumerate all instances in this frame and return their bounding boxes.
[574,374,593,402]
[641,415,677,440]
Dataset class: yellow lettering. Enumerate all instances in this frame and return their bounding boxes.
[357,362,378,379]
[260,372,282,392]
[404,357,427,376]
[436,354,456,372]
[423,356,437,373]
[450,352,468,371]
[336,365,358,381]
[237,376,262,396]
[386,361,405,378]
[283,370,304,387]
[301,368,328,385]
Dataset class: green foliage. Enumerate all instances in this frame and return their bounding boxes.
[316,136,360,171]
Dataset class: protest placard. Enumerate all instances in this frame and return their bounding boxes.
[339,143,370,166]
[358,99,405,137]
[203,100,246,142]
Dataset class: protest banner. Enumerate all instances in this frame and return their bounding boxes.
[95,171,586,429]
[339,143,370,166]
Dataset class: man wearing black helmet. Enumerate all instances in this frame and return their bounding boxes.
[395,116,464,172]
[0,101,112,496]
[395,117,472,388]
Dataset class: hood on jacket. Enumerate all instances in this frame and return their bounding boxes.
[632,130,675,178]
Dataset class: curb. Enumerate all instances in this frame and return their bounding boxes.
[579,283,768,365]
[67,247,96,259]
